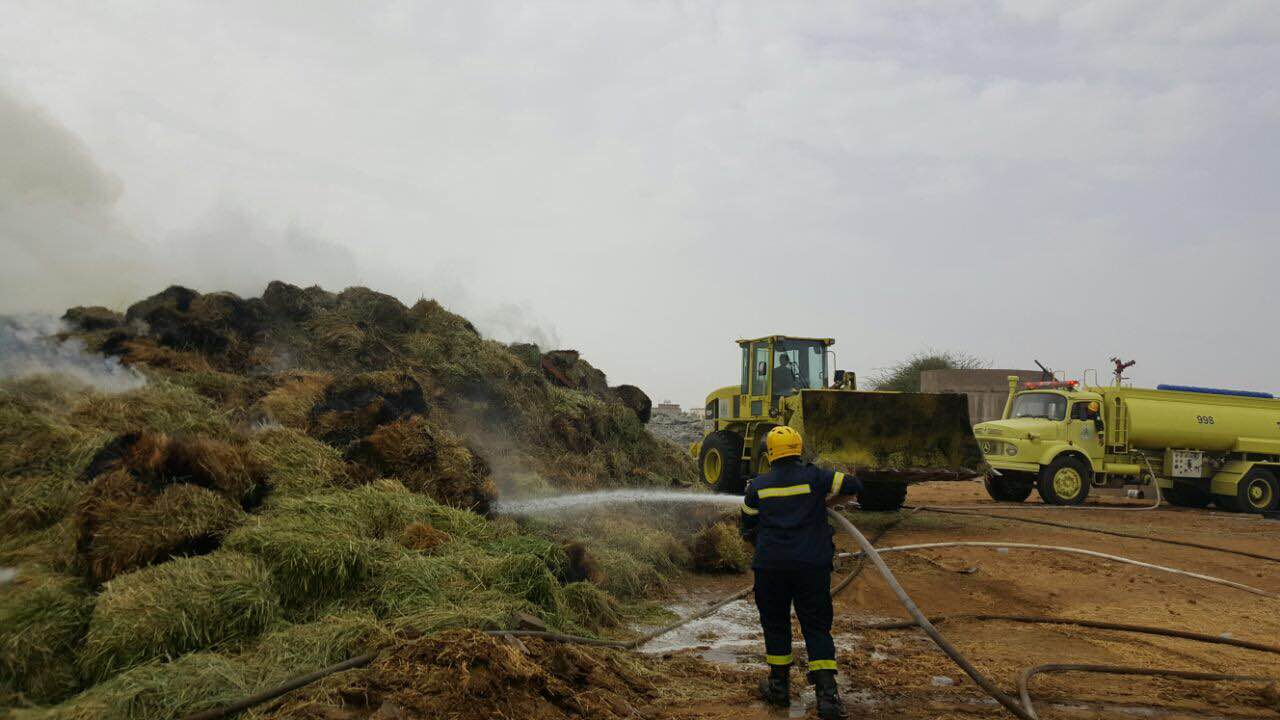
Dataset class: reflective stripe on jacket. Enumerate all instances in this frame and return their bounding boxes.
[739,458,860,570]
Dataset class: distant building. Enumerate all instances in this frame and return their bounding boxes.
[919,369,1043,424]
[654,401,683,415]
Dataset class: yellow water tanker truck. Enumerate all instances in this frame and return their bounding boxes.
[691,335,986,511]
[977,371,1280,512]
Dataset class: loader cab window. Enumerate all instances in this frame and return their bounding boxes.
[740,345,750,394]
[773,340,827,397]
[1010,392,1067,421]
[751,344,769,396]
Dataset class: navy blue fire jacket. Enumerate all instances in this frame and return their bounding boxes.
[739,458,861,570]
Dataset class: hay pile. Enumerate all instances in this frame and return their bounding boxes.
[267,629,753,720]
[0,282,711,719]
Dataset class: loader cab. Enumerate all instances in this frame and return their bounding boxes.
[738,336,833,414]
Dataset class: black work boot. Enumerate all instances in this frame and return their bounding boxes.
[809,669,844,720]
[758,664,791,707]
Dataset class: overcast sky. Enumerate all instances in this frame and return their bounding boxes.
[1,1,1277,405]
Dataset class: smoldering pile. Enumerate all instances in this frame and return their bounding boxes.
[0,281,726,720]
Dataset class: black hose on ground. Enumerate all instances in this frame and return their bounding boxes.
[181,653,378,720]
[1016,664,1275,720]
[858,613,1280,656]
[825,510,1037,720]
[910,505,1280,564]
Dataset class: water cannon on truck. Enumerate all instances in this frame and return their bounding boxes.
[977,360,1280,513]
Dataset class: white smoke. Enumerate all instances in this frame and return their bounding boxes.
[0,85,561,351]
[0,315,146,393]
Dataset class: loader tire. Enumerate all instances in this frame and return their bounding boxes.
[699,431,745,494]
[1037,456,1091,505]
[1164,485,1212,509]
[1214,469,1279,514]
[857,481,908,512]
[983,474,1033,503]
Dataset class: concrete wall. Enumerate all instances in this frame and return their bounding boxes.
[919,368,1044,424]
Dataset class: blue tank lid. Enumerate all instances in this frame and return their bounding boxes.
[1156,384,1274,399]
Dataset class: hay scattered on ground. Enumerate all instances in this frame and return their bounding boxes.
[399,522,450,552]
[690,521,752,573]
[265,630,753,720]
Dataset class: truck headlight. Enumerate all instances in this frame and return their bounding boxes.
[1004,443,1018,456]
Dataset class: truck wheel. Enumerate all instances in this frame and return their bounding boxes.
[1037,456,1091,505]
[1164,485,1212,509]
[1214,469,1279,514]
[699,431,745,494]
[984,475,1033,503]
[857,482,908,512]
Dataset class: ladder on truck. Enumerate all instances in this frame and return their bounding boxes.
[1110,397,1129,452]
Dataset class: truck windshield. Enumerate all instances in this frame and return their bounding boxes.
[773,340,826,396]
[1010,393,1067,420]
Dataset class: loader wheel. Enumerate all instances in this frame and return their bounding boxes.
[1164,485,1212,509]
[983,474,1033,503]
[857,482,908,512]
[1214,469,1279,514]
[1037,456,1091,505]
[699,431,745,494]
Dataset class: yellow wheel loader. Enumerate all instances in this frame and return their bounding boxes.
[690,336,987,511]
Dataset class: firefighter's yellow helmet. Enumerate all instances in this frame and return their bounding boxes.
[765,426,803,462]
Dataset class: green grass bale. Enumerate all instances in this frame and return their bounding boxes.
[0,568,93,704]
[78,553,279,681]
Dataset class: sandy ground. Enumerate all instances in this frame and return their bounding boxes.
[642,481,1280,720]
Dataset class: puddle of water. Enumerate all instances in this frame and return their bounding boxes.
[639,597,762,664]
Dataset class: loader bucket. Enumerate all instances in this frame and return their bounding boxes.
[794,389,987,483]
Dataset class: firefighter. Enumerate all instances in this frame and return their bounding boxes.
[740,426,861,719]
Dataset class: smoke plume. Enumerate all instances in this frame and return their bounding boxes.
[0,315,146,393]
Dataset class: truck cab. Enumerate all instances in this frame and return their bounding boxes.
[975,379,1107,505]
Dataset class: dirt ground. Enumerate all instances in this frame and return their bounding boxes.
[638,481,1280,720]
